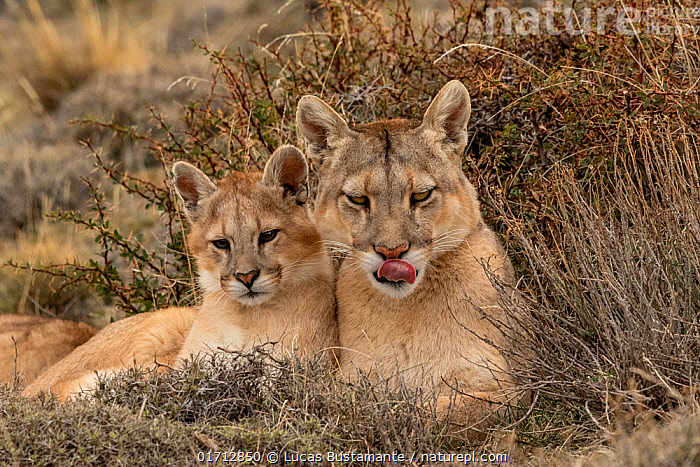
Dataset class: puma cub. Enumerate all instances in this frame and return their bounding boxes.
[23,146,337,401]
[173,145,337,362]
[297,81,517,430]
[0,314,96,387]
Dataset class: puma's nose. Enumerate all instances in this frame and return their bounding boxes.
[234,270,260,288]
[374,244,410,260]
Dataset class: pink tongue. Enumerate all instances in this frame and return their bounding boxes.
[377,259,416,284]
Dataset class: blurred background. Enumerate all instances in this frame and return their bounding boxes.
[1,2,698,463]
[0,0,542,327]
[0,0,408,326]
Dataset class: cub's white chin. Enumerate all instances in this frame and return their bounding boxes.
[233,291,274,306]
[367,271,422,299]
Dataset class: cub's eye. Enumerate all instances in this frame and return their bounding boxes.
[212,238,230,250]
[346,195,368,206]
[259,229,279,244]
[411,189,433,203]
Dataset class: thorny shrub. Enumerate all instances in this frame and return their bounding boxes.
[8,0,700,450]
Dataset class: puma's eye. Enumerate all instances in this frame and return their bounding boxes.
[347,195,369,206]
[212,238,230,250]
[411,189,433,203]
[259,229,279,244]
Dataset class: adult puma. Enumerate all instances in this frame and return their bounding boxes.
[23,146,337,401]
[297,81,517,432]
[0,314,96,387]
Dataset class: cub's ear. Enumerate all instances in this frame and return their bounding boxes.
[172,161,217,221]
[419,80,471,154]
[261,145,309,204]
[296,96,351,167]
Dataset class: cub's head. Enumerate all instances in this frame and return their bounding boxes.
[296,81,481,299]
[173,146,323,306]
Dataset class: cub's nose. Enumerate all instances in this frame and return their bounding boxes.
[234,270,260,289]
[374,243,410,260]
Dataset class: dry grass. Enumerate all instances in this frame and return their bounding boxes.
[0,140,92,237]
[582,411,700,467]
[0,145,163,325]
[1,0,150,113]
[489,116,700,453]
[1,348,491,465]
[0,386,200,465]
[0,0,699,464]
[0,200,100,317]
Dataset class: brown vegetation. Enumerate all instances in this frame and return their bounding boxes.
[0,0,698,464]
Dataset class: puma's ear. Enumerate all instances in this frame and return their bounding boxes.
[296,95,351,167]
[419,80,471,153]
[172,162,217,221]
[261,145,309,204]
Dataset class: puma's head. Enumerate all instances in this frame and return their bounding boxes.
[173,145,322,306]
[297,81,482,299]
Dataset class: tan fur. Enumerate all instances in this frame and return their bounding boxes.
[0,315,96,387]
[297,81,518,433]
[23,145,337,401]
[175,146,337,362]
[23,307,195,400]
